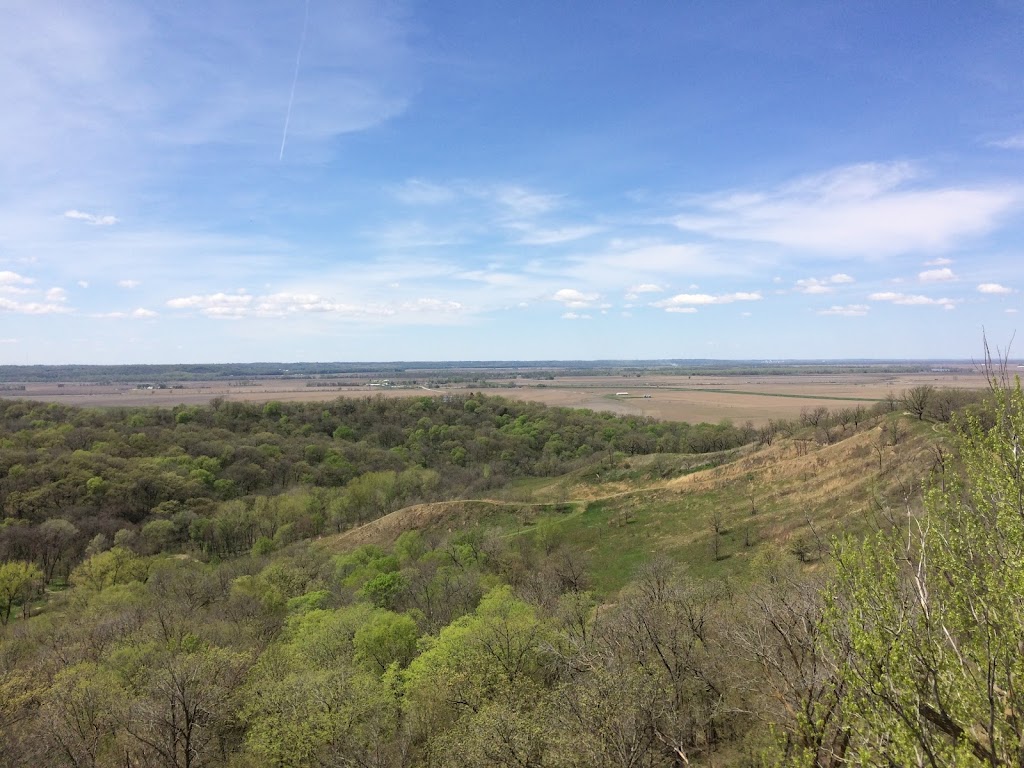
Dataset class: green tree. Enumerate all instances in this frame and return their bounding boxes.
[241,605,399,767]
[70,547,147,592]
[402,586,559,764]
[0,560,43,624]
[353,610,419,674]
[828,379,1024,765]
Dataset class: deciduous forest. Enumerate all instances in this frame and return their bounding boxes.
[1,382,1021,767]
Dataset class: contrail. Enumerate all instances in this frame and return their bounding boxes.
[279,0,311,161]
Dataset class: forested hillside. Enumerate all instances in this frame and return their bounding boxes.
[2,383,1019,766]
[0,395,753,574]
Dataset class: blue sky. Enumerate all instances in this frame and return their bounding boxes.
[2,0,1024,363]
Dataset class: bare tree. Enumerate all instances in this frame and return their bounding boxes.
[733,568,850,767]
[901,385,934,420]
[709,511,725,561]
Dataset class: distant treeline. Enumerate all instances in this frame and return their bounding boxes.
[0,360,961,383]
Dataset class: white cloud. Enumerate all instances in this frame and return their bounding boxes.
[924,257,953,266]
[64,209,118,226]
[0,297,72,314]
[978,283,1012,294]
[625,283,664,300]
[0,338,17,344]
[0,271,33,286]
[818,304,869,316]
[561,312,591,320]
[117,279,141,289]
[794,278,833,294]
[989,133,1024,150]
[163,290,470,322]
[400,298,464,313]
[77,280,89,288]
[552,288,600,308]
[652,291,762,310]
[167,292,253,317]
[665,307,698,314]
[1007,308,1019,314]
[919,267,956,281]
[45,287,68,302]
[794,274,853,294]
[869,292,958,309]
[673,162,1020,256]
[93,307,157,319]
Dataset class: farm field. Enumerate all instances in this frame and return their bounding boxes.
[0,365,997,425]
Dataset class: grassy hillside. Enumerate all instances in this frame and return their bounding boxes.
[322,413,940,591]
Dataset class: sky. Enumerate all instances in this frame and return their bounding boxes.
[2,0,1024,364]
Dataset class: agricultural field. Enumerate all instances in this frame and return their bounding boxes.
[0,363,997,425]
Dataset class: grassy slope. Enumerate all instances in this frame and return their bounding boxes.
[319,415,941,593]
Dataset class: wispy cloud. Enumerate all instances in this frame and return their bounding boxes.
[673,162,1020,256]
[2,2,415,185]
[64,209,119,226]
[492,186,562,218]
[117,279,141,289]
[510,224,603,245]
[924,257,953,266]
[392,179,457,205]
[818,304,869,316]
[561,311,591,320]
[989,133,1024,150]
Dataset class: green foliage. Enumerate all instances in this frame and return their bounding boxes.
[402,584,559,758]
[828,379,1024,765]
[353,610,419,673]
[241,604,400,766]
[70,546,148,592]
[360,570,408,610]
[0,560,42,624]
